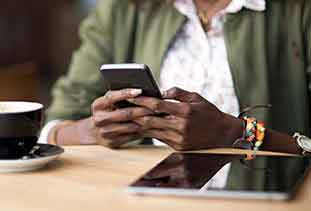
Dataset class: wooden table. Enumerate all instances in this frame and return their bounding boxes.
[0,146,310,211]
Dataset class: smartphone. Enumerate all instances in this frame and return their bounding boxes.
[100,64,162,108]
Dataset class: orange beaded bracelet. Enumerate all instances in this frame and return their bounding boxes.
[233,104,271,159]
[241,116,266,151]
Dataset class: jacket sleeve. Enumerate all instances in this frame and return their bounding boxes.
[304,1,311,133]
[46,0,116,122]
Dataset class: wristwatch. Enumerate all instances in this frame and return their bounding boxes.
[293,133,311,156]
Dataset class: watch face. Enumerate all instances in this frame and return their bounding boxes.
[297,136,311,152]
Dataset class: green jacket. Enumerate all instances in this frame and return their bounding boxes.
[47,0,311,137]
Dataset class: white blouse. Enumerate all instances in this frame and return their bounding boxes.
[39,0,266,188]
[161,0,266,119]
[157,0,266,189]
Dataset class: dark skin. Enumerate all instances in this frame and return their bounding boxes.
[56,87,244,150]
[54,0,302,155]
[56,87,300,155]
[129,87,244,151]
[89,88,152,148]
[55,88,150,147]
[194,0,232,23]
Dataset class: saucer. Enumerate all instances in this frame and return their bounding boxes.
[0,144,64,173]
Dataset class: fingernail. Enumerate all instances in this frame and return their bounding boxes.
[130,89,142,96]
[127,98,135,103]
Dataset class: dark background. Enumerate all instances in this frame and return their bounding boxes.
[0,0,96,105]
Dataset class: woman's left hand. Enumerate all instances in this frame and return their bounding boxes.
[128,87,244,151]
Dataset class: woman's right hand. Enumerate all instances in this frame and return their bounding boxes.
[90,88,154,148]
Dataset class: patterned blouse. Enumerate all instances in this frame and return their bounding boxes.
[40,0,266,188]
[157,0,266,188]
[161,0,265,117]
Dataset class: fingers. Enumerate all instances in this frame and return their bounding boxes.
[134,115,187,134]
[93,107,154,126]
[92,88,142,111]
[162,87,203,103]
[98,133,142,149]
[141,129,189,151]
[127,97,192,118]
[97,123,141,138]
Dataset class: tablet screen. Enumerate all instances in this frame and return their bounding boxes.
[129,153,311,200]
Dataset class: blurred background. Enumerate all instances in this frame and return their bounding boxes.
[0,0,96,105]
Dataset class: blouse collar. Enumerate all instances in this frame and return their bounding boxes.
[226,0,266,13]
[174,0,266,17]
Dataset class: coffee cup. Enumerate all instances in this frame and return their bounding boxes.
[0,102,43,159]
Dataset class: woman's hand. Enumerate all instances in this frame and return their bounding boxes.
[129,87,244,151]
[90,88,154,148]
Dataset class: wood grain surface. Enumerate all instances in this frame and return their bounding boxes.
[0,146,310,211]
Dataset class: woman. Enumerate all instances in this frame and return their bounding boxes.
[44,0,311,156]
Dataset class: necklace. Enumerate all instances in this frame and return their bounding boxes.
[197,10,211,31]
[194,0,211,32]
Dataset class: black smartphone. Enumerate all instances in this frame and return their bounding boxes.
[100,64,162,108]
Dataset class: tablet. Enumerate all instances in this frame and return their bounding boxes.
[128,153,311,200]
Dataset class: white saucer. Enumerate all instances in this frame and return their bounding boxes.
[0,144,64,173]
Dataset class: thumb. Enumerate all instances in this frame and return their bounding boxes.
[162,87,203,103]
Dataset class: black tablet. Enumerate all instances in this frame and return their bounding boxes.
[128,153,311,200]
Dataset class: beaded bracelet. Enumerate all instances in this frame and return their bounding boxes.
[241,116,266,149]
[255,122,266,150]
[233,104,271,160]
[243,117,257,143]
